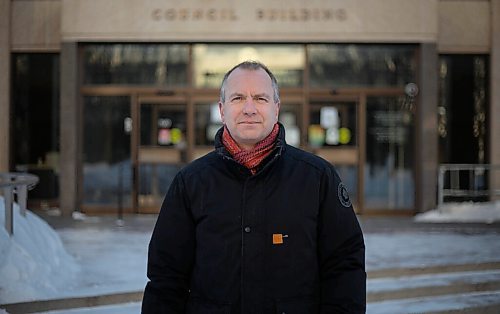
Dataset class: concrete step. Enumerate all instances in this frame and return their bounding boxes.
[369,278,500,302]
[368,290,500,314]
[2,262,500,313]
[367,262,500,313]
[1,292,143,314]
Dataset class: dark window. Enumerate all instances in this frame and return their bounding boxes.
[438,55,489,165]
[83,44,189,86]
[11,53,60,201]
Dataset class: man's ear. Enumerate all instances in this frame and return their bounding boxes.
[275,101,281,120]
[219,101,225,124]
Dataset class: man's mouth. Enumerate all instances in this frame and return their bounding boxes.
[238,121,260,124]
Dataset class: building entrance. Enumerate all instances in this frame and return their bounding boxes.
[132,93,367,213]
[81,90,413,214]
[79,43,418,214]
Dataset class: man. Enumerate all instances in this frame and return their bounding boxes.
[142,61,366,313]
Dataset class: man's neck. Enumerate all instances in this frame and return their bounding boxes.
[238,142,255,151]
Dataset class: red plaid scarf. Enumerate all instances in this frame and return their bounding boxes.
[222,123,279,175]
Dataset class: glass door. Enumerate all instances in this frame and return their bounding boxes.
[364,95,415,210]
[82,96,132,211]
[308,95,362,212]
[135,95,188,213]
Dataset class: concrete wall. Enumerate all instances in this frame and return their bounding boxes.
[60,0,438,42]
[11,0,61,51]
[0,0,11,172]
[417,44,439,212]
[59,42,80,216]
[491,0,500,200]
[438,0,491,53]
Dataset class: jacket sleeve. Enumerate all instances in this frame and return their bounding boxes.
[142,172,195,314]
[318,166,366,313]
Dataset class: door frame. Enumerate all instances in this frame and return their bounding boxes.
[133,93,190,213]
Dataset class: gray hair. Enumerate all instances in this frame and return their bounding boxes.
[220,61,280,103]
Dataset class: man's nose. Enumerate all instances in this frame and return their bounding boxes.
[242,98,257,114]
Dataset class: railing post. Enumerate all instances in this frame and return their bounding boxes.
[117,162,124,226]
[438,165,444,208]
[3,186,14,235]
[17,184,28,217]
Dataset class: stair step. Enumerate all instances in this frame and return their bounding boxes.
[367,290,500,314]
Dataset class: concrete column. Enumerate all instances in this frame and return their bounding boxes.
[59,42,79,216]
[416,43,439,212]
[0,0,11,172]
[491,0,500,201]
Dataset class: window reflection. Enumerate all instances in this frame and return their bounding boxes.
[193,44,304,88]
[83,44,189,86]
[308,44,417,88]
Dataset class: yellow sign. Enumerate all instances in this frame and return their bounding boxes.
[171,128,182,144]
[339,127,351,144]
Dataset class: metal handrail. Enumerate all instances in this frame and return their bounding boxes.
[0,172,39,235]
[437,164,500,206]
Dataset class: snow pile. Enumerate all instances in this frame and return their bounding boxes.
[0,197,80,304]
[415,201,500,223]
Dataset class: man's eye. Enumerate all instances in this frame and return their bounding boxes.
[256,97,269,104]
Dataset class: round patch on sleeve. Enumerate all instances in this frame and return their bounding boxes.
[337,182,352,208]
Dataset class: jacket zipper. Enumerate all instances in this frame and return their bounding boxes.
[240,177,249,314]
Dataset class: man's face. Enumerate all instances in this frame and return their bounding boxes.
[219,68,280,150]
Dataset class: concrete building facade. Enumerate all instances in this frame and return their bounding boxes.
[1,0,498,216]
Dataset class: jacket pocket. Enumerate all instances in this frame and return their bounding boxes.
[186,297,232,314]
[275,296,319,314]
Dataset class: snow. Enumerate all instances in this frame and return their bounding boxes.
[0,197,149,306]
[0,197,79,304]
[415,201,500,223]
[368,270,500,292]
[55,227,149,297]
[1,197,500,313]
[365,232,500,270]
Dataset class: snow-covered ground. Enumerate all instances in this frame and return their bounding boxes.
[414,201,500,223]
[1,197,500,313]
